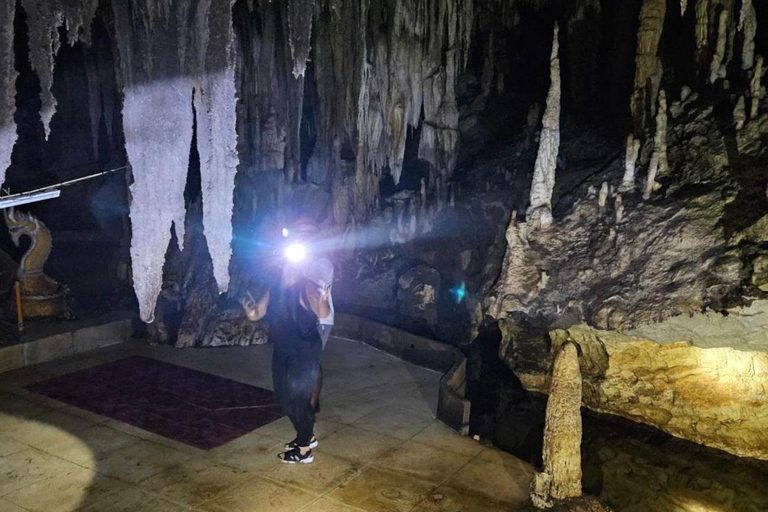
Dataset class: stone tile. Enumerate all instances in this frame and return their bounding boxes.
[4,387,69,410]
[0,436,26,457]
[299,497,367,512]
[58,405,110,424]
[104,419,206,456]
[317,425,403,464]
[78,486,189,512]
[254,416,345,442]
[411,485,514,512]
[320,395,389,425]
[23,333,74,366]
[0,345,24,374]
[412,421,485,457]
[0,499,28,512]
[0,448,84,496]
[2,409,95,450]
[0,391,54,420]
[199,475,316,512]
[258,452,359,496]
[443,456,533,506]
[140,457,249,507]
[33,355,105,378]
[328,467,436,512]
[96,439,194,483]
[45,424,141,468]
[476,447,536,470]
[353,406,434,440]
[73,320,132,354]
[205,432,284,473]
[3,467,120,512]
[373,440,472,485]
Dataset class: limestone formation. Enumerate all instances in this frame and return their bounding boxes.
[597,182,608,216]
[739,0,756,71]
[631,0,666,130]
[0,0,16,186]
[194,0,239,295]
[534,342,582,505]
[530,326,768,461]
[20,0,100,139]
[751,55,764,119]
[680,0,688,16]
[528,23,561,230]
[288,0,315,78]
[710,7,729,83]
[734,95,746,129]
[614,194,623,224]
[619,135,640,192]
[643,90,667,200]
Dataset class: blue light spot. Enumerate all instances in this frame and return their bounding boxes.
[450,282,467,304]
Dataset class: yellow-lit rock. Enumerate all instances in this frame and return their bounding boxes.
[518,326,768,461]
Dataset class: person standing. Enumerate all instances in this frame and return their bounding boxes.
[241,270,330,464]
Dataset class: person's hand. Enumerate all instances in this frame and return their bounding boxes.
[319,284,330,301]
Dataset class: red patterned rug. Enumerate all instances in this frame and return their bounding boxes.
[27,356,283,449]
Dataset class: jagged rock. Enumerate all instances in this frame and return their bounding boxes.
[398,265,441,328]
[513,325,768,461]
[752,255,768,291]
[0,0,17,186]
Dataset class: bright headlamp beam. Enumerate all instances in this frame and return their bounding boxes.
[285,243,306,263]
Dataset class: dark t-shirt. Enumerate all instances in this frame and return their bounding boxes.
[268,282,322,355]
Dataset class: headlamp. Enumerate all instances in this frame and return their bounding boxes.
[285,243,306,263]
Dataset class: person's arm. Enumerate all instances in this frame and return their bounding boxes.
[314,285,331,320]
[241,289,270,322]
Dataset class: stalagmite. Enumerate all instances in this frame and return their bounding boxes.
[0,1,17,186]
[619,134,641,192]
[615,194,624,224]
[195,0,239,294]
[531,342,583,507]
[631,0,666,131]
[288,0,315,77]
[739,0,756,71]
[734,95,746,129]
[598,181,608,216]
[527,23,561,230]
[751,55,764,119]
[644,90,668,200]
[20,0,100,139]
[710,8,729,84]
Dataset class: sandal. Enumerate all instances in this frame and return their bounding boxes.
[284,435,318,450]
[279,446,314,464]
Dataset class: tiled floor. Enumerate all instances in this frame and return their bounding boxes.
[0,336,534,511]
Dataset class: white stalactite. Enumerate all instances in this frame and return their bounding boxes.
[734,95,746,129]
[288,0,315,78]
[195,0,239,294]
[598,181,608,216]
[620,134,641,192]
[20,0,100,140]
[0,1,17,187]
[680,0,688,16]
[644,90,668,200]
[751,55,764,119]
[710,8,729,83]
[739,0,756,71]
[528,23,561,230]
[631,0,666,130]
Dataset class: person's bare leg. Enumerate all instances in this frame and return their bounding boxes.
[310,365,323,412]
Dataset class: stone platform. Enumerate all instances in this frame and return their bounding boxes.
[0,335,533,512]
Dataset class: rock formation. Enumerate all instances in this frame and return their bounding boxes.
[619,135,640,193]
[739,0,756,71]
[631,0,666,131]
[0,0,16,186]
[643,90,667,200]
[527,23,561,230]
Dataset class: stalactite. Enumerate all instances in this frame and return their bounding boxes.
[631,0,666,132]
[751,55,764,119]
[681,0,688,16]
[710,7,729,83]
[527,23,560,231]
[695,0,710,67]
[0,1,17,186]
[644,90,668,200]
[288,0,315,78]
[739,0,756,71]
[734,95,746,129]
[615,194,624,224]
[195,0,239,295]
[20,0,100,140]
[531,342,583,507]
[620,134,641,192]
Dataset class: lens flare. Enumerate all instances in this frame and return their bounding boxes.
[450,282,467,304]
[285,243,306,263]
[282,227,289,238]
